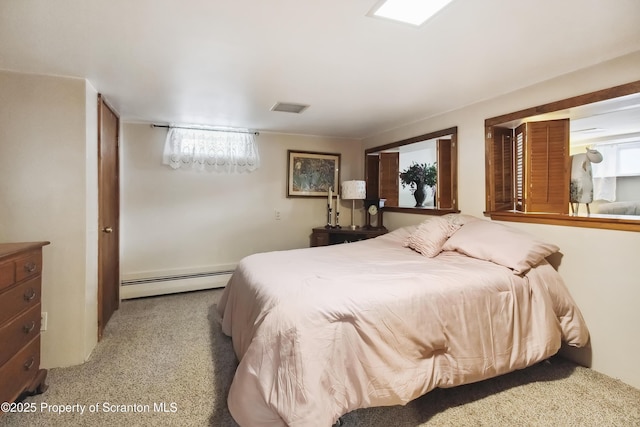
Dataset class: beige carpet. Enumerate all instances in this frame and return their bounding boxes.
[1,288,638,427]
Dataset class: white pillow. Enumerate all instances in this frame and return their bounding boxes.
[442,213,480,227]
[403,214,480,257]
[442,220,559,274]
[405,216,460,257]
[380,225,418,245]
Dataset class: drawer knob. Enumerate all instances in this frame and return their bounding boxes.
[24,262,37,273]
[24,288,37,301]
[23,321,36,334]
[23,357,35,370]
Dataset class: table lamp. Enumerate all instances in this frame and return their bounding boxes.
[341,180,366,229]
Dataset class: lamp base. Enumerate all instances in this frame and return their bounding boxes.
[349,199,358,230]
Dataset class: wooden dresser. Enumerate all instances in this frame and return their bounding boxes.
[0,242,49,405]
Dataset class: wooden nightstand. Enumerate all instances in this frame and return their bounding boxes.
[310,227,388,247]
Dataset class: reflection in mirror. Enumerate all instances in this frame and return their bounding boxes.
[365,127,458,214]
[485,80,640,231]
[569,94,640,216]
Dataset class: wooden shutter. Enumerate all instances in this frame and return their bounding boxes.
[365,154,380,199]
[514,124,525,211]
[491,126,515,211]
[378,152,399,207]
[525,119,569,213]
[436,138,454,209]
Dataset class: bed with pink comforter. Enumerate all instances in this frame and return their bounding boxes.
[218,219,589,427]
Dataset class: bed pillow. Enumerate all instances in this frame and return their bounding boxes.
[381,224,418,245]
[405,216,460,257]
[442,213,480,227]
[442,220,559,274]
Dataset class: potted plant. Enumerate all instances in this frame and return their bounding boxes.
[399,162,437,207]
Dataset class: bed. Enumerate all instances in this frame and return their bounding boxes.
[217,215,589,427]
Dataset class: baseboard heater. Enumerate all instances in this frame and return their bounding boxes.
[121,270,234,299]
[121,270,234,286]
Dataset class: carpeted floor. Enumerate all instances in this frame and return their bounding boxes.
[1,288,639,427]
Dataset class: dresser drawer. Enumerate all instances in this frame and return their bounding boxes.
[0,337,40,405]
[0,304,41,367]
[0,262,16,292]
[14,251,42,284]
[0,249,42,293]
[0,277,41,326]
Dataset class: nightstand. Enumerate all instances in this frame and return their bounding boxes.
[310,227,388,247]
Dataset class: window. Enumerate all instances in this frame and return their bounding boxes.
[485,80,640,232]
[592,141,640,178]
[162,127,260,173]
[369,0,455,26]
[617,142,640,176]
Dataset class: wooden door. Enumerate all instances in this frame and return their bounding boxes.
[98,94,120,340]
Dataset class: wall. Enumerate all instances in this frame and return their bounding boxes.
[617,176,640,201]
[121,124,362,295]
[0,71,98,368]
[83,81,99,362]
[363,51,640,389]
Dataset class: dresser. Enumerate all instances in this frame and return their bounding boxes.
[0,242,49,405]
[310,227,388,247]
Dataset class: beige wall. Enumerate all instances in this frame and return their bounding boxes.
[363,51,640,389]
[83,81,99,362]
[0,71,98,367]
[121,124,363,282]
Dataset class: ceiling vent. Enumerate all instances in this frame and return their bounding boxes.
[271,102,309,114]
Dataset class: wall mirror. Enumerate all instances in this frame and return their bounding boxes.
[365,126,458,215]
[485,80,640,232]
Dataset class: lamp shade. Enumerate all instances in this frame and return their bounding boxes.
[342,180,366,200]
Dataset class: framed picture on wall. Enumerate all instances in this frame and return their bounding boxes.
[287,150,341,197]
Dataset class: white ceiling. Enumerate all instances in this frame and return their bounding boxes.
[1,0,639,139]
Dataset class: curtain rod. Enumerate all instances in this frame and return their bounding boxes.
[151,124,259,135]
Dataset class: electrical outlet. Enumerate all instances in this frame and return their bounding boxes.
[274,210,281,220]
[41,312,47,331]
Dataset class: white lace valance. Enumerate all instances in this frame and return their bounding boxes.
[162,127,260,173]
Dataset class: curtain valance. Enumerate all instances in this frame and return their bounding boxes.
[162,127,260,173]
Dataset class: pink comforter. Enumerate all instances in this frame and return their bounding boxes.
[218,228,589,426]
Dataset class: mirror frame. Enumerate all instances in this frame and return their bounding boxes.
[365,126,459,216]
[484,80,640,232]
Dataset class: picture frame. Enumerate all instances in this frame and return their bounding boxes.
[287,150,341,197]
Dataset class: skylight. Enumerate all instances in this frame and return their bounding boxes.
[370,0,454,26]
